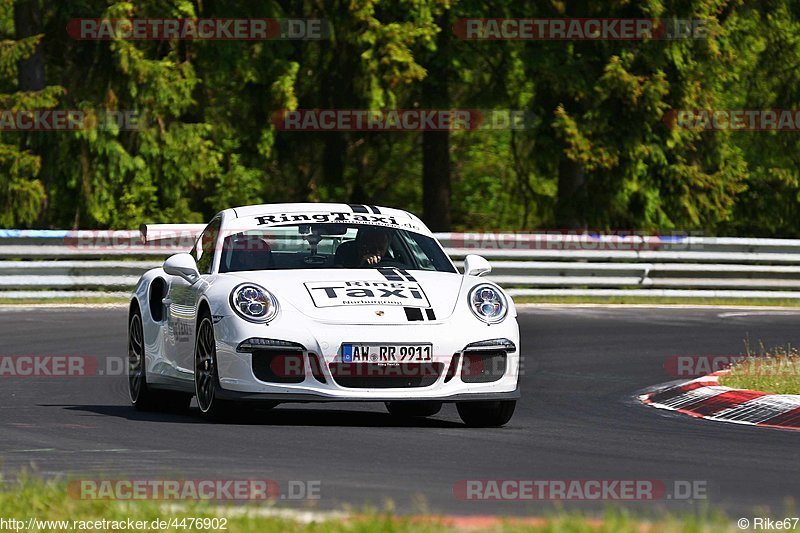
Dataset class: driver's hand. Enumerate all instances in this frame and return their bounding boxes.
[362,254,381,266]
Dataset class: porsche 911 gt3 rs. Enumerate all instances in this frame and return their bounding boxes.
[128,203,520,426]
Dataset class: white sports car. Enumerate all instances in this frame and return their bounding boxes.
[128,203,520,426]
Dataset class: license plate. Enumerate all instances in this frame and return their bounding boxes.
[341,343,433,363]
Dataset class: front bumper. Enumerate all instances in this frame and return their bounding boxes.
[217,388,521,402]
[212,309,521,401]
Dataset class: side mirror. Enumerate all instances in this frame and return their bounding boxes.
[463,254,492,277]
[163,253,200,284]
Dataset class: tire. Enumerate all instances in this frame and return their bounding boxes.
[456,400,516,427]
[128,306,191,412]
[385,401,442,418]
[194,312,238,420]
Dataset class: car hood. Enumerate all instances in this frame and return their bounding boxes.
[225,269,464,324]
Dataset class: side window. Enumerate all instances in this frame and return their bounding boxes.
[195,218,221,274]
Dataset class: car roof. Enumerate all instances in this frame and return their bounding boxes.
[224,203,432,235]
[230,203,409,219]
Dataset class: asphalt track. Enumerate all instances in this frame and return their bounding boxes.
[1,305,799,517]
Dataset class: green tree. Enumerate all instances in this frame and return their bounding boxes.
[513,0,747,231]
[0,0,61,226]
[722,0,800,237]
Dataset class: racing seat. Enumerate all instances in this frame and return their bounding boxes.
[334,240,359,268]
[221,234,275,272]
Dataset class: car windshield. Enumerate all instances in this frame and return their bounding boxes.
[217,224,456,274]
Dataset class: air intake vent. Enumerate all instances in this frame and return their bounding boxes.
[252,351,305,384]
[461,351,506,383]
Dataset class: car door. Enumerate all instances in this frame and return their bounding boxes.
[164,217,220,381]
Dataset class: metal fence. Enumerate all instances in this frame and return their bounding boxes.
[3,230,800,300]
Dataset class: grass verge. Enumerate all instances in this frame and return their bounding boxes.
[0,297,128,305]
[719,345,800,394]
[514,295,800,307]
[0,477,741,532]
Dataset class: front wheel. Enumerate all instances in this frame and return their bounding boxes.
[195,314,238,420]
[385,401,442,418]
[456,400,516,427]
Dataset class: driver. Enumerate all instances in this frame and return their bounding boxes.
[356,227,390,266]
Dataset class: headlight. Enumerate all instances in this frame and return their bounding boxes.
[230,284,279,323]
[468,284,507,324]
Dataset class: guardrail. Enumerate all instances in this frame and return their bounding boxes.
[2,230,800,300]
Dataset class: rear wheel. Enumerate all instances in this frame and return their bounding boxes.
[128,307,191,412]
[456,400,516,427]
[385,401,442,418]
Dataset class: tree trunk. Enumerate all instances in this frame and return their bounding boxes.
[321,23,356,194]
[421,12,452,231]
[14,0,44,91]
[555,156,586,228]
[14,0,47,225]
[422,129,451,230]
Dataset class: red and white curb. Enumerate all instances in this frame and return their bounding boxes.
[639,371,800,430]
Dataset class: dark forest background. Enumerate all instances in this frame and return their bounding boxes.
[2,0,800,235]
